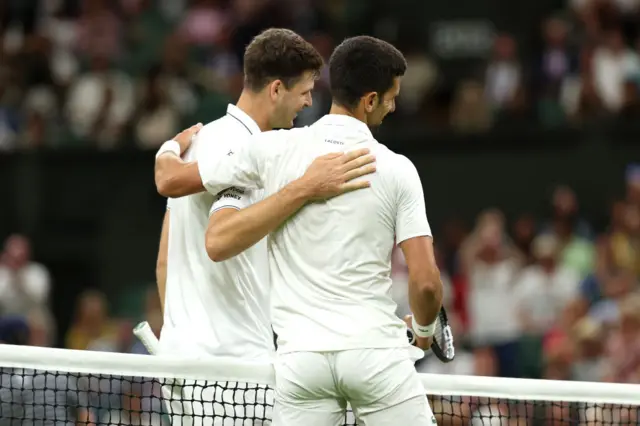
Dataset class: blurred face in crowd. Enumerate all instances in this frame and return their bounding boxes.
[543,18,568,48]
[605,31,624,53]
[3,235,31,270]
[77,292,108,327]
[603,270,634,299]
[269,71,315,129]
[627,177,640,206]
[623,204,640,235]
[493,35,516,61]
[513,214,536,248]
[478,223,502,261]
[619,295,640,339]
[610,200,628,232]
[552,186,578,219]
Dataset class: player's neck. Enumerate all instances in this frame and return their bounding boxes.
[329,103,367,125]
[236,91,272,132]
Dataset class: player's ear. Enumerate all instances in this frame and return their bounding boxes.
[269,80,284,101]
[363,92,379,113]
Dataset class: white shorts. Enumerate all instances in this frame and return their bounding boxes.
[273,347,433,426]
[162,379,273,425]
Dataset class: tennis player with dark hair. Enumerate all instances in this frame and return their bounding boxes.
[153,28,375,425]
[156,35,443,425]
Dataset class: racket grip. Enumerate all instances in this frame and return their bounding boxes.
[407,327,417,346]
[133,321,160,355]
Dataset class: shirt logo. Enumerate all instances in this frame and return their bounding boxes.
[227,150,234,156]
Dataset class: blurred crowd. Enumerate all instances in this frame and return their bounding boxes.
[388,165,640,387]
[4,170,640,425]
[2,0,640,424]
[2,167,640,383]
[2,0,640,151]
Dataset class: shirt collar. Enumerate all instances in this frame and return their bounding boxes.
[313,114,374,140]
[226,104,262,135]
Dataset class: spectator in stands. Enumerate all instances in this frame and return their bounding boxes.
[589,268,636,325]
[461,210,523,378]
[626,164,640,210]
[178,0,229,48]
[0,235,52,320]
[75,0,122,63]
[603,202,640,276]
[65,51,134,148]
[0,316,95,426]
[134,65,180,149]
[514,234,581,378]
[571,317,608,382]
[484,34,526,118]
[541,186,594,277]
[450,80,493,133]
[604,292,640,383]
[26,308,55,347]
[65,289,119,351]
[537,17,578,126]
[512,214,537,265]
[592,29,639,113]
[156,35,198,118]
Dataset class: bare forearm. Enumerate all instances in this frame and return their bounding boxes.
[155,154,204,198]
[156,211,169,314]
[408,272,443,326]
[206,181,311,261]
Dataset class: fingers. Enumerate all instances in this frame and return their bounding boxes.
[342,164,377,182]
[342,154,376,172]
[339,180,371,194]
[318,152,344,160]
[174,123,203,141]
[340,148,370,163]
[185,122,203,135]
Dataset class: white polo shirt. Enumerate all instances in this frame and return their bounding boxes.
[197,114,432,353]
[160,104,273,361]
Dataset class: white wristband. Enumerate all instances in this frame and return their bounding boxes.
[155,140,181,160]
[412,315,436,338]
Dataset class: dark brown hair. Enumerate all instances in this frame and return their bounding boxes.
[243,28,324,92]
[329,36,407,109]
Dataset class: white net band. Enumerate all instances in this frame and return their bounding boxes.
[2,344,640,425]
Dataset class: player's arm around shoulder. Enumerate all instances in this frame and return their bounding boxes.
[394,155,443,348]
[154,123,205,197]
[204,148,377,262]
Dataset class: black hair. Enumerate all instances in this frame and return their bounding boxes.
[329,36,407,109]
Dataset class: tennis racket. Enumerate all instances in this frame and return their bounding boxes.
[133,321,160,355]
[407,307,455,363]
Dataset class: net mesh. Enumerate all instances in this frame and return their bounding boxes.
[1,347,640,426]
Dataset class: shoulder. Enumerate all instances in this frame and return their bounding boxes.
[197,116,235,141]
[378,148,420,188]
[372,143,417,174]
[192,116,238,158]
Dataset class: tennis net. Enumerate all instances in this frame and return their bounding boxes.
[1,345,640,425]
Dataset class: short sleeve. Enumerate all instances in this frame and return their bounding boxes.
[395,156,431,244]
[209,186,253,216]
[196,130,272,196]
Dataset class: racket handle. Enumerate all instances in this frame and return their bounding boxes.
[407,327,416,346]
[133,321,160,355]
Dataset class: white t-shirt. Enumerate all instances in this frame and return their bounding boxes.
[160,104,273,362]
[467,258,522,345]
[197,114,432,353]
[512,264,580,334]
